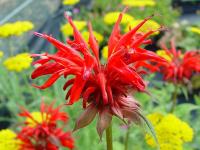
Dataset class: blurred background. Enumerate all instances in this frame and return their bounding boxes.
[0,0,200,150]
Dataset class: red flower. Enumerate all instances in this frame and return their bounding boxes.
[17,101,74,150]
[31,10,165,137]
[158,39,200,83]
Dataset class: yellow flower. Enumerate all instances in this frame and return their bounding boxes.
[145,113,194,150]
[103,12,134,25]
[0,50,4,58]
[102,45,108,59]
[61,20,86,36]
[122,0,156,7]
[146,113,163,126]
[0,21,34,38]
[125,19,160,35]
[179,122,193,142]
[26,112,48,127]
[0,129,21,150]
[81,31,103,43]
[3,53,33,72]
[63,0,80,5]
[190,27,200,35]
[156,50,172,62]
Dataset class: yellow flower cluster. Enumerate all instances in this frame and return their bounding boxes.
[103,12,134,25]
[82,31,103,43]
[0,129,21,150]
[61,20,86,36]
[0,50,4,58]
[102,45,108,59]
[61,21,104,43]
[3,53,33,72]
[125,19,160,35]
[145,113,194,150]
[26,111,48,127]
[156,50,172,62]
[0,21,34,38]
[190,27,200,35]
[63,0,80,5]
[122,0,156,7]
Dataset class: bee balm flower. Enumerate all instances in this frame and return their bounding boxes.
[157,40,200,83]
[31,10,165,137]
[17,102,74,150]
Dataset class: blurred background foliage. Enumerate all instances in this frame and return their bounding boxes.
[0,0,200,150]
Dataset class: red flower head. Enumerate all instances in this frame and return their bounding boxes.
[17,101,74,150]
[158,39,200,83]
[31,9,165,137]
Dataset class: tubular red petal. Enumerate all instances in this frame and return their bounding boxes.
[107,84,113,105]
[32,58,50,65]
[97,73,108,105]
[88,22,100,63]
[65,87,72,101]
[68,75,86,105]
[112,59,145,91]
[63,79,75,90]
[130,30,154,48]
[34,33,84,65]
[45,54,78,68]
[32,70,65,89]
[31,62,63,79]
[126,51,166,65]
[82,87,96,108]
[108,11,123,57]
[113,15,154,53]
[65,15,88,53]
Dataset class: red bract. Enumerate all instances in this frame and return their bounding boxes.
[17,101,74,150]
[159,40,200,83]
[31,10,165,137]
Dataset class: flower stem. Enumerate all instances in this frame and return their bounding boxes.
[106,123,113,150]
[170,84,179,113]
[124,125,130,150]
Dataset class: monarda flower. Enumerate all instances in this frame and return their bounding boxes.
[157,40,200,83]
[31,10,165,138]
[17,101,74,150]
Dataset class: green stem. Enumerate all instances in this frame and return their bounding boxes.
[170,84,179,113]
[106,123,113,150]
[124,126,130,150]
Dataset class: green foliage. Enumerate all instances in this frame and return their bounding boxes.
[0,0,199,149]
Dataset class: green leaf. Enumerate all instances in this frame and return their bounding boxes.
[180,86,189,100]
[113,141,124,150]
[194,95,200,105]
[174,103,200,117]
[139,113,159,149]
